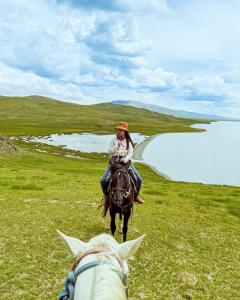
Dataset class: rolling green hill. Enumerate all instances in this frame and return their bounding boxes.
[0,95,208,136]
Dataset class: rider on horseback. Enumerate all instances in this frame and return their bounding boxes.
[100,121,144,215]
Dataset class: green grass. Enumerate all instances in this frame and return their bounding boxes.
[0,95,209,136]
[0,149,240,299]
[0,96,239,299]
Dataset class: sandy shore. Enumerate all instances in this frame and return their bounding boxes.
[133,133,171,180]
[133,133,160,160]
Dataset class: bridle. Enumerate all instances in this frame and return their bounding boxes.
[59,247,128,300]
[108,167,134,208]
[71,247,124,272]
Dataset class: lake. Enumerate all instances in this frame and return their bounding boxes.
[25,121,240,186]
[28,132,147,153]
[142,121,240,187]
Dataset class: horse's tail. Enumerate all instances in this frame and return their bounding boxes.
[102,198,110,217]
[98,195,110,218]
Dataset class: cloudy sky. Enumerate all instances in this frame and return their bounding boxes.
[1,0,240,117]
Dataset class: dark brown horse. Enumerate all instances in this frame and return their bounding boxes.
[107,159,137,242]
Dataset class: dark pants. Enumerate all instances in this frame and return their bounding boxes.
[100,157,142,195]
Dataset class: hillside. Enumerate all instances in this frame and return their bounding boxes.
[0,95,208,136]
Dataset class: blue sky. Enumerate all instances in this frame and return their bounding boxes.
[0,0,240,117]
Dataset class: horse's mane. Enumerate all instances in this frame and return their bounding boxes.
[84,265,126,300]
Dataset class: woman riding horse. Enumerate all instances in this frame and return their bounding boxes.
[100,121,144,215]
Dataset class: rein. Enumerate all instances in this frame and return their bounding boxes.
[59,248,128,300]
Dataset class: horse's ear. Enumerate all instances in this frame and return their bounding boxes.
[57,230,87,257]
[118,235,145,260]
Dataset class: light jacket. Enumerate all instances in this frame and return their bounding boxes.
[108,137,133,163]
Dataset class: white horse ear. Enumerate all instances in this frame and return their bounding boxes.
[57,230,87,257]
[118,235,145,260]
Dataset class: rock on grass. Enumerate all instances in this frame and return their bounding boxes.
[0,134,18,153]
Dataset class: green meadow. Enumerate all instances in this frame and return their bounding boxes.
[0,96,240,299]
[0,95,207,136]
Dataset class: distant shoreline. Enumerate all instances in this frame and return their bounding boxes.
[133,133,171,180]
[133,133,160,160]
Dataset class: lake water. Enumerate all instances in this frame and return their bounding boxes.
[28,133,147,153]
[142,121,240,187]
[26,121,240,186]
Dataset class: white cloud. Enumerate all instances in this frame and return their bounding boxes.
[58,0,168,14]
[118,0,168,13]
[143,0,240,67]
[132,67,178,90]
[0,62,96,103]
[0,0,97,78]
[0,0,240,117]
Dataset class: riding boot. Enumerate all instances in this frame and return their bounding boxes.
[134,194,145,204]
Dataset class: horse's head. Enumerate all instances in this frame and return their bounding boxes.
[57,230,145,273]
[57,231,145,299]
[109,161,131,206]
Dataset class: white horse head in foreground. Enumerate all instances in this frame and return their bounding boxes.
[57,230,145,300]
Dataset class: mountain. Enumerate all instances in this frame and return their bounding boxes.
[112,100,231,120]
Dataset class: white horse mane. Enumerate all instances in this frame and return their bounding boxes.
[57,230,144,300]
[78,264,126,300]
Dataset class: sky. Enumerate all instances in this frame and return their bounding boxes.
[0,0,240,117]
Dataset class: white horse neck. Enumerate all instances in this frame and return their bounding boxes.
[74,254,127,300]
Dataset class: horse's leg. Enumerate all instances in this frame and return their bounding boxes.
[118,208,123,233]
[122,209,131,242]
[110,207,116,236]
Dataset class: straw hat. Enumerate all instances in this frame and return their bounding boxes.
[115,121,129,132]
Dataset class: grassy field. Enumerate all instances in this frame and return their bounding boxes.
[1,97,240,299]
[0,95,208,136]
[0,146,240,300]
